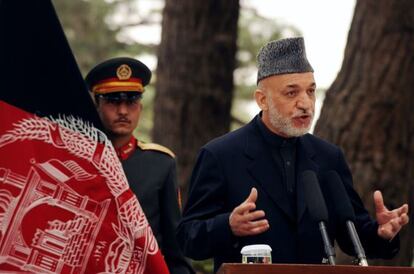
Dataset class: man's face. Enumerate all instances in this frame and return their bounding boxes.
[96,93,142,138]
[255,72,316,137]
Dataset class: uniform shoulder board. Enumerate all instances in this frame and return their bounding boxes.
[137,142,175,158]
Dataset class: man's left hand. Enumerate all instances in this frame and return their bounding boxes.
[374,190,409,240]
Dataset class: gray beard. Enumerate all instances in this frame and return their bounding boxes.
[267,98,313,137]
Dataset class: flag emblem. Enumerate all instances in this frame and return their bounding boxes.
[0,101,170,274]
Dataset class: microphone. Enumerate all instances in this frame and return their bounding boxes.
[301,170,336,265]
[323,170,368,266]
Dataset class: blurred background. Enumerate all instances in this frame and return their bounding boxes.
[52,0,413,272]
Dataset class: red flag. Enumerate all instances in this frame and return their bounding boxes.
[0,101,170,274]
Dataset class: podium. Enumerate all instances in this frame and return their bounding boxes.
[217,263,414,274]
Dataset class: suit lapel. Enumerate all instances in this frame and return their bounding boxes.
[244,123,295,222]
[296,135,319,222]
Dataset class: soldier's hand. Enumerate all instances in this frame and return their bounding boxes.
[374,190,409,240]
[229,187,269,237]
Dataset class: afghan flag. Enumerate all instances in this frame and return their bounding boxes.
[0,1,170,273]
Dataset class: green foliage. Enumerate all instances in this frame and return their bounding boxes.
[52,0,156,75]
[53,0,124,73]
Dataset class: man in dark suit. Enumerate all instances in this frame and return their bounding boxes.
[85,57,194,274]
[177,37,409,272]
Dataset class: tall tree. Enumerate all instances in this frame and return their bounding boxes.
[315,0,414,266]
[153,0,240,195]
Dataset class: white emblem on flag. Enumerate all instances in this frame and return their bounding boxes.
[0,115,158,274]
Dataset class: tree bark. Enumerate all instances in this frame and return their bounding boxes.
[153,0,239,199]
[315,0,414,266]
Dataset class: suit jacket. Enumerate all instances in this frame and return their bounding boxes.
[177,116,398,272]
[122,145,194,274]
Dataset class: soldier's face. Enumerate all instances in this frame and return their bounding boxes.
[255,72,316,137]
[96,96,142,138]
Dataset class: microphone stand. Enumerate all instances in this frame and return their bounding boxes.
[319,222,336,265]
[346,221,368,266]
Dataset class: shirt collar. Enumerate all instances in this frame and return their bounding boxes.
[255,112,297,148]
[115,135,137,160]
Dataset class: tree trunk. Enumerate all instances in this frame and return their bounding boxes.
[315,0,414,266]
[153,0,239,199]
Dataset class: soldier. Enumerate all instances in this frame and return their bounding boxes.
[85,57,193,274]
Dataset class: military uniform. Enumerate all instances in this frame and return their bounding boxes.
[85,57,194,274]
[115,136,192,274]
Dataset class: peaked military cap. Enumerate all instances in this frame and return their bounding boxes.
[257,37,313,83]
[85,57,151,96]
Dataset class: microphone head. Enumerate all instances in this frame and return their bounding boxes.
[323,170,356,223]
[301,170,329,222]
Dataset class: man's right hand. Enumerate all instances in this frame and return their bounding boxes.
[229,187,269,236]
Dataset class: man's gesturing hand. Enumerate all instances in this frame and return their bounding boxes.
[374,190,409,240]
[229,187,270,236]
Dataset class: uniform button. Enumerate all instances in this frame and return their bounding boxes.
[286,161,290,166]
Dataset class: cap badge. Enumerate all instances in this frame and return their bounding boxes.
[116,64,132,80]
